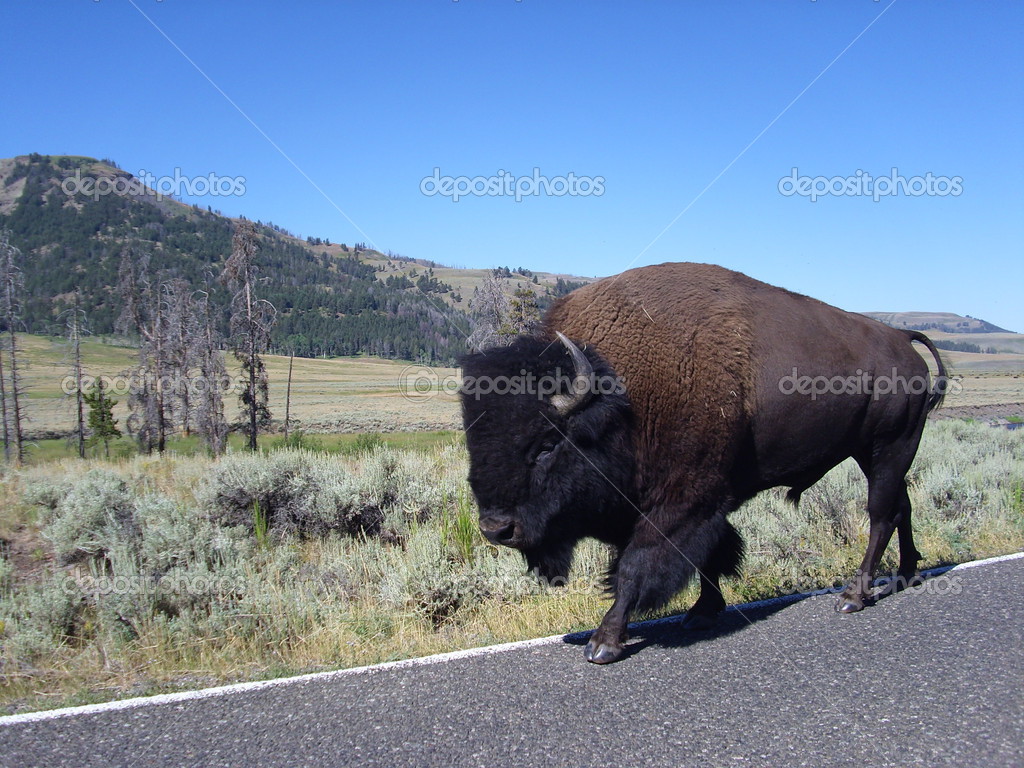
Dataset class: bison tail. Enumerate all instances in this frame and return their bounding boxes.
[904,330,949,412]
[785,487,803,507]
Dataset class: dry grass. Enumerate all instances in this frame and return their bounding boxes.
[936,371,1024,408]
[15,334,462,438]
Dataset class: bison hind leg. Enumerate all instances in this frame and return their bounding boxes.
[838,452,920,613]
[682,517,745,631]
[875,483,924,600]
[895,484,923,579]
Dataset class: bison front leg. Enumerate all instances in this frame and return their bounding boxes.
[584,540,665,664]
[585,537,688,664]
[585,513,729,664]
[585,596,633,664]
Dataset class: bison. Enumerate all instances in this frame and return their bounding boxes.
[460,262,947,664]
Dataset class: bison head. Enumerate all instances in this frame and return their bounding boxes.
[460,333,637,583]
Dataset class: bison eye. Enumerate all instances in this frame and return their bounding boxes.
[531,436,561,465]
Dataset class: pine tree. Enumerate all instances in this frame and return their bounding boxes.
[83,379,121,459]
[508,286,541,336]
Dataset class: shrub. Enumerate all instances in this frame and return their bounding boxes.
[0,552,12,596]
[42,469,137,565]
[16,468,78,521]
[0,575,83,664]
[196,451,308,531]
[136,494,236,576]
[351,432,384,455]
[195,449,424,539]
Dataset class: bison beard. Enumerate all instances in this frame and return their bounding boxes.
[460,262,947,664]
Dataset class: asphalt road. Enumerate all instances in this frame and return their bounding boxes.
[2,555,1022,768]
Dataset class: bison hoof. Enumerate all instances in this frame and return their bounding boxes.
[836,596,865,613]
[584,640,624,664]
[680,612,717,631]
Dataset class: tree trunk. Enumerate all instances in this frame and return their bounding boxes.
[6,325,24,465]
[73,315,85,459]
[284,352,294,440]
[0,347,9,463]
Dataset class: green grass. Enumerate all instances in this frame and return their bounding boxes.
[0,419,1021,716]
[21,430,461,464]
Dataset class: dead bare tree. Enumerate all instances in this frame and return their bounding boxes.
[194,284,229,455]
[162,278,200,437]
[467,271,514,351]
[284,351,294,441]
[59,291,89,458]
[220,220,276,451]
[117,247,169,454]
[0,294,8,463]
[0,230,26,464]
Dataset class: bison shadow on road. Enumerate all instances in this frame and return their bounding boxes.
[560,598,797,663]
[560,568,954,663]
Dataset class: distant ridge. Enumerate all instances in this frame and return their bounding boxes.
[1,154,1013,360]
[861,312,1013,335]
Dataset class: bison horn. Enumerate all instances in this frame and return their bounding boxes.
[551,331,594,415]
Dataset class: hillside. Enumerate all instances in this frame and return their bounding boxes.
[861,311,1013,334]
[862,311,1024,365]
[0,154,588,364]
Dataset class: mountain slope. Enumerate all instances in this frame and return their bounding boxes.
[0,154,470,362]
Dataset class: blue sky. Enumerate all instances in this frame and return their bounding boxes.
[2,1,1022,331]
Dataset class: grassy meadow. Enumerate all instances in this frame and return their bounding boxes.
[1,419,1022,716]
[13,333,461,450]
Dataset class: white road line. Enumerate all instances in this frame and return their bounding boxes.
[2,550,1021,727]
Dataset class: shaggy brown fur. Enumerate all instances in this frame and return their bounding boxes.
[546,262,757,513]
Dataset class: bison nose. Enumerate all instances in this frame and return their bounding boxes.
[479,514,517,545]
